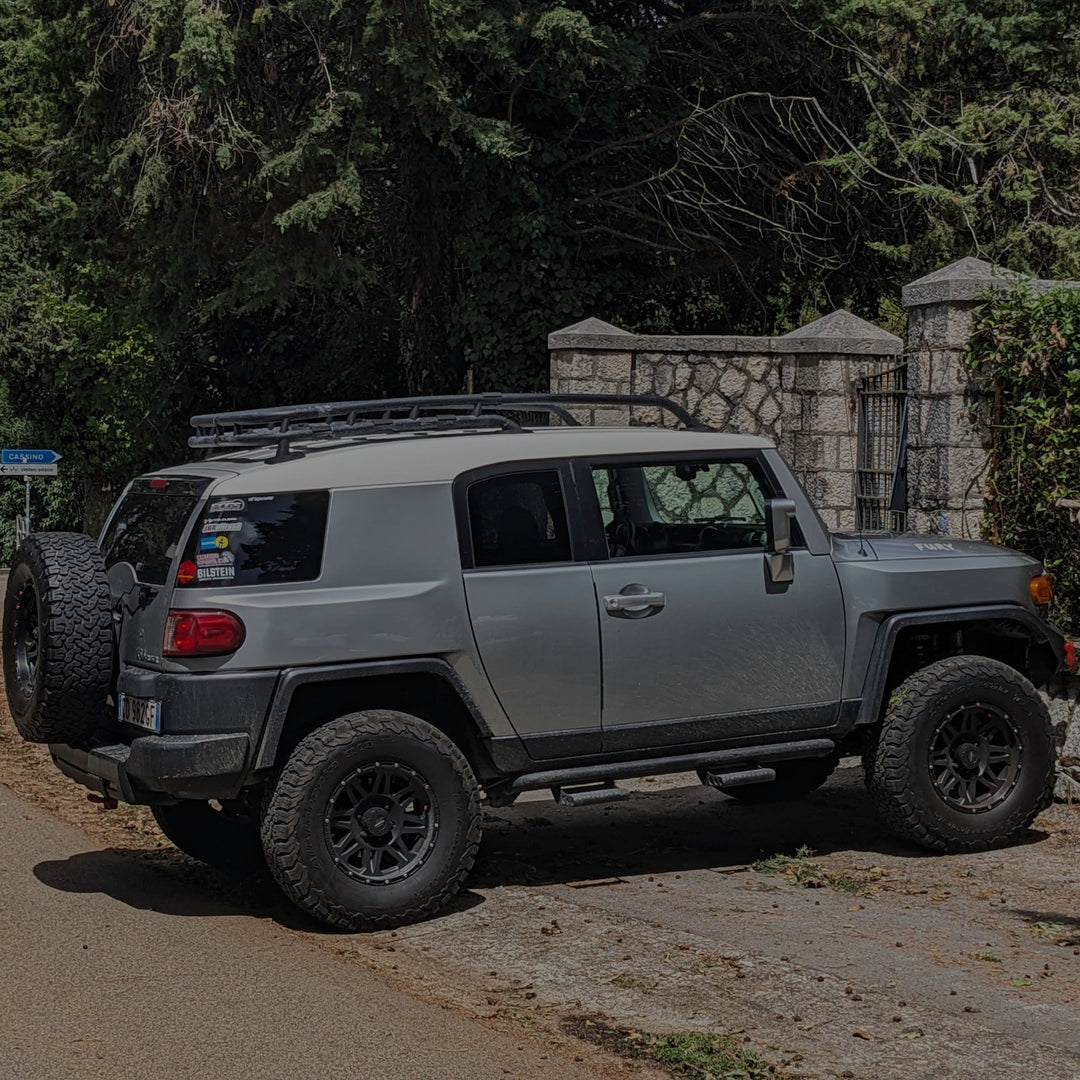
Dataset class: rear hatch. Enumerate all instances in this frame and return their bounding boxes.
[99,475,215,673]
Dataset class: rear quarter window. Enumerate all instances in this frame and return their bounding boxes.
[177,492,330,588]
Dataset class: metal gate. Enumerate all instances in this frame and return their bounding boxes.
[856,362,908,532]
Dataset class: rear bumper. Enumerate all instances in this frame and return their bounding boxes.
[50,731,251,803]
[48,664,279,803]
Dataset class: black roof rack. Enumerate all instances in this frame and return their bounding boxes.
[188,393,709,458]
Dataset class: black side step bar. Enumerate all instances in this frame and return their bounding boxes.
[509,739,835,793]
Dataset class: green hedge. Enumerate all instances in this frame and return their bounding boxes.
[964,286,1080,632]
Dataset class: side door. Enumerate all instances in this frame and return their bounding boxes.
[580,453,846,752]
[457,462,601,757]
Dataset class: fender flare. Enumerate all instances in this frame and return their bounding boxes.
[854,604,1065,727]
[252,657,496,771]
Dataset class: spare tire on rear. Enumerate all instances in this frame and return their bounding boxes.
[3,532,113,744]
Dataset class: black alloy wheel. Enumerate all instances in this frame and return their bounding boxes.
[325,761,439,885]
[10,579,40,703]
[927,702,1022,813]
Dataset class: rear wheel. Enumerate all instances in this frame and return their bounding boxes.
[866,655,1054,852]
[2,533,112,744]
[261,710,481,931]
[151,800,264,874]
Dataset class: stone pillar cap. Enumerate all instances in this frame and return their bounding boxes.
[774,309,901,355]
[548,317,633,350]
[901,256,1028,307]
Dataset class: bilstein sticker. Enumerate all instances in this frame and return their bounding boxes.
[202,520,243,533]
[196,565,235,582]
[209,498,245,513]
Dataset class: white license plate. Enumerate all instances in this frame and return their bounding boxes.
[118,694,162,733]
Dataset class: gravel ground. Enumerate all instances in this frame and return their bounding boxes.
[3,707,1079,1080]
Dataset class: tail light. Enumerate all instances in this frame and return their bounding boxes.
[163,610,245,657]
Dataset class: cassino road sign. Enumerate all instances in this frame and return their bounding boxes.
[2,448,61,466]
[0,463,58,476]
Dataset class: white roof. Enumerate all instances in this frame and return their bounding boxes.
[161,426,775,494]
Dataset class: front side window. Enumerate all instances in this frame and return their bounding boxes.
[467,470,571,567]
[592,459,768,558]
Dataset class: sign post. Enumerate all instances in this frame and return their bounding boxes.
[2,449,61,540]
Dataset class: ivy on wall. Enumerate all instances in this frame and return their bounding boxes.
[965,286,1080,632]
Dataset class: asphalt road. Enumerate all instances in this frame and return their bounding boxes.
[0,782,608,1080]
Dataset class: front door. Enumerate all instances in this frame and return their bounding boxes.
[584,455,846,751]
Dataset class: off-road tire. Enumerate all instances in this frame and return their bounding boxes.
[152,800,265,875]
[261,710,481,932]
[866,655,1054,853]
[2,533,112,744]
[721,753,840,803]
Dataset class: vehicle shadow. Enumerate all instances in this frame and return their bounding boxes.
[33,845,484,931]
[33,846,293,921]
[472,769,1049,888]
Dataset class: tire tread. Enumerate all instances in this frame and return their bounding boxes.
[261,710,481,932]
[867,655,1054,853]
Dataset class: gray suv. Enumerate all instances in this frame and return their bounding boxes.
[2,394,1066,930]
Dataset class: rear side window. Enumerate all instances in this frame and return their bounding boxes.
[467,471,571,567]
[177,492,330,588]
[101,492,199,586]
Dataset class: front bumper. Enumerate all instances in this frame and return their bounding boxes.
[50,731,251,803]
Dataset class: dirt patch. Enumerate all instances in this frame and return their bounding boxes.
[4,693,1080,1079]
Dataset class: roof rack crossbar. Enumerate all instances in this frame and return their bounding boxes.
[188,392,707,453]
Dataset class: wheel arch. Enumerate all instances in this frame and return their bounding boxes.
[856,605,1065,728]
[253,659,499,783]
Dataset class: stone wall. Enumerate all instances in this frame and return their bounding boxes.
[549,312,902,530]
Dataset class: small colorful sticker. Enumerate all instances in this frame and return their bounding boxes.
[202,520,243,534]
[199,535,218,552]
[177,559,197,585]
[209,498,245,513]
[196,565,235,582]
[196,551,234,567]
[214,535,229,550]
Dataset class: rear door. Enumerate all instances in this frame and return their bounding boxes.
[458,462,601,756]
[580,453,846,751]
[99,476,212,674]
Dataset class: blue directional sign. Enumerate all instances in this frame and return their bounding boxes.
[2,448,61,465]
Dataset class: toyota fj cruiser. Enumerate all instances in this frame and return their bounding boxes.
[2,393,1066,930]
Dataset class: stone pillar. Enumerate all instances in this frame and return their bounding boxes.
[548,317,635,424]
[774,311,902,531]
[901,257,1017,537]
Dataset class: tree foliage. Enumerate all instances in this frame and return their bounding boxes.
[4,1,1080,557]
[965,285,1080,631]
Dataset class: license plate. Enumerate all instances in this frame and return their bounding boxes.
[118,694,162,733]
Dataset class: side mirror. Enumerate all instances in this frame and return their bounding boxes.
[764,498,797,584]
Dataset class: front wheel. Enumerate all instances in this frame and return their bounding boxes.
[261,710,481,931]
[866,655,1054,853]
